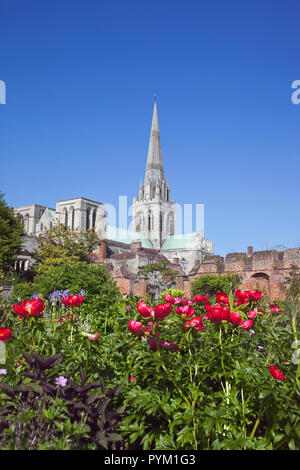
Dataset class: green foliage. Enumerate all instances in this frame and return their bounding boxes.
[0,352,124,450]
[160,289,185,302]
[192,273,240,298]
[32,223,99,274]
[12,262,121,306]
[0,192,23,274]
[10,282,39,303]
[3,284,300,450]
[120,308,300,450]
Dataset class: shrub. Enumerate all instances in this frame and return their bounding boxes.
[192,274,240,299]
[12,262,121,306]
[11,282,39,303]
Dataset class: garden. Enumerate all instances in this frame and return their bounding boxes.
[0,261,299,450]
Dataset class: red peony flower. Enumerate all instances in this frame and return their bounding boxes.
[229,311,243,326]
[13,297,44,317]
[0,327,12,342]
[269,365,285,381]
[248,290,263,301]
[207,303,230,323]
[240,319,254,330]
[184,316,204,331]
[247,310,257,319]
[175,304,195,318]
[153,303,173,320]
[174,297,184,305]
[269,304,282,313]
[137,301,152,318]
[234,290,250,304]
[204,302,212,313]
[128,319,144,335]
[62,294,84,307]
[216,292,230,305]
[192,294,209,304]
[164,293,175,304]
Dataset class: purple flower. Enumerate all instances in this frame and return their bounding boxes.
[126,306,131,311]
[56,376,68,387]
[79,289,85,297]
[0,369,7,375]
[32,292,39,300]
[249,329,255,335]
[45,313,50,318]
[257,345,264,351]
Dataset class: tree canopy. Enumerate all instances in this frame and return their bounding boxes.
[0,192,23,274]
[33,223,100,274]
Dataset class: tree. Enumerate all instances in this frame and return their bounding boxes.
[0,192,23,274]
[33,223,100,274]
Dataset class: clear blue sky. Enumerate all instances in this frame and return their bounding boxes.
[1,0,299,257]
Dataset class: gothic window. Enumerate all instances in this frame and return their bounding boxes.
[86,207,91,230]
[148,210,152,231]
[70,207,75,230]
[19,215,24,227]
[92,208,97,229]
[40,223,43,231]
[50,222,53,229]
[63,208,68,227]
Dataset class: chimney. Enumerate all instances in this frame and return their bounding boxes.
[173,257,179,265]
[98,240,107,263]
[131,240,142,253]
[247,246,253,257]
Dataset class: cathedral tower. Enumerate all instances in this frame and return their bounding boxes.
[132,100,175,250]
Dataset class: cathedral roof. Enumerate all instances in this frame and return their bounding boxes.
[161,233,202,250]
[105,225,154,249]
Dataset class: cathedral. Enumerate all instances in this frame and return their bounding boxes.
[14,101,213,276]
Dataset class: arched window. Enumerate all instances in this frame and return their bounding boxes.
[86,207,91,230]
[70,207,75,230]
[251,272,269,280]
[40,223,43,232]
[148,210,152,231]
[92,208,97,229]
[62,208,68,227]
[159,211,162,234]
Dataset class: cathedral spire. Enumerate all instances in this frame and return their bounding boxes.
[144,99,165,183]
